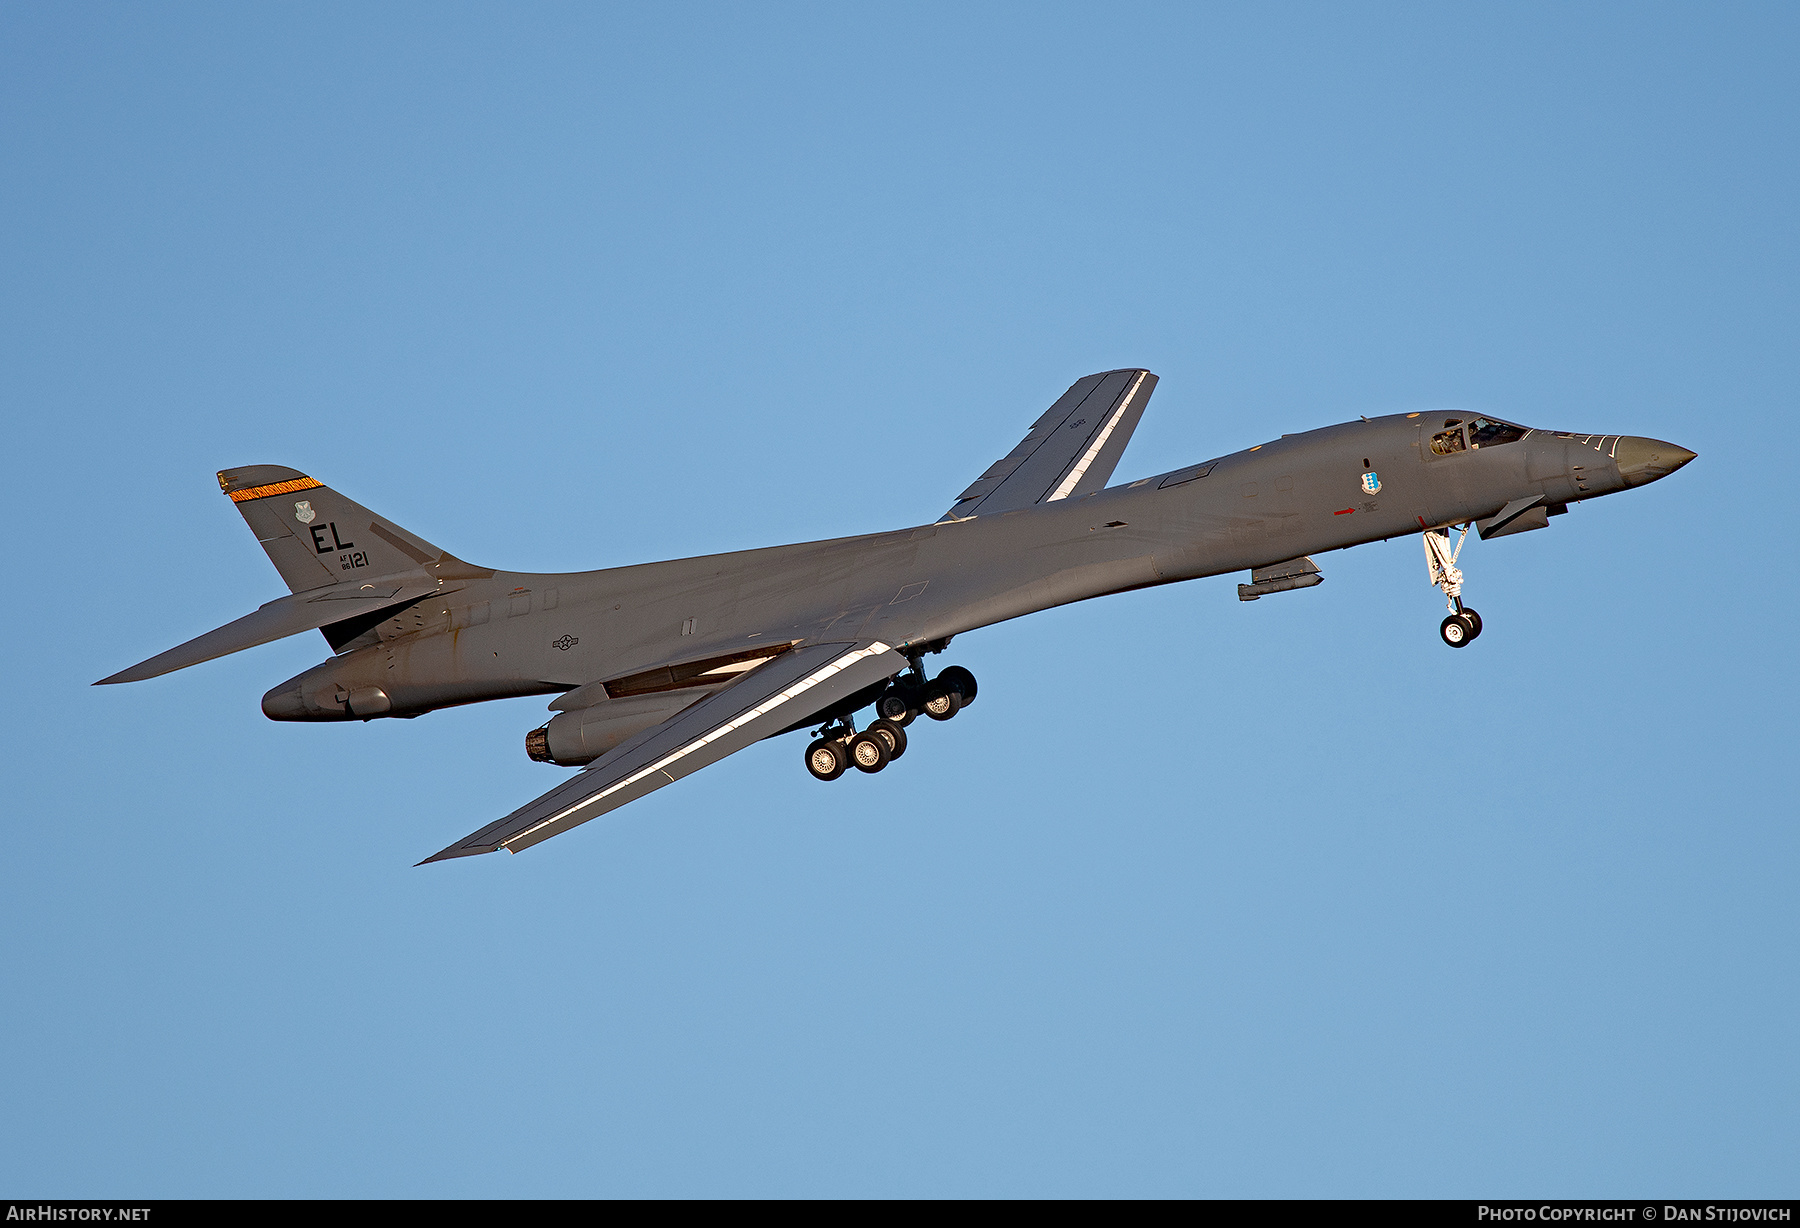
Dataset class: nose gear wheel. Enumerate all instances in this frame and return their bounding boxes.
[1424,526,1483,646]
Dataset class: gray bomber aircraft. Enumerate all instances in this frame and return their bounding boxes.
[98,370,1695,863]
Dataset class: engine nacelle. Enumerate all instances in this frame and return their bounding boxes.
[526,689,719,766]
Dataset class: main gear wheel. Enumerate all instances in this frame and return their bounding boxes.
[805,738,848,781]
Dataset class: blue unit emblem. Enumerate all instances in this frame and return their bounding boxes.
[1360,471,1381,495]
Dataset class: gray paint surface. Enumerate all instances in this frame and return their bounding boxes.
[96,371,1695,862]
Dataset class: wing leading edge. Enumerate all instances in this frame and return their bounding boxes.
[940,368,1156,522]
[421,639,901,863]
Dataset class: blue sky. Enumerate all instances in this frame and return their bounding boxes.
[2,2,1795,1197]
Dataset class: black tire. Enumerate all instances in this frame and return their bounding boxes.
[848,731,890,773]
[1461,608,1483,639]
[875,689,914,726]
[868,717,908,761]
[805,738,848,780]
[922,681,961,721]
[938,665,977,707]
[1439,614,1476,648]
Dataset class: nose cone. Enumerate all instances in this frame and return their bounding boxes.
[1615,436,1696,488]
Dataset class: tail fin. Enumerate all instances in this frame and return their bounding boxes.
[218,465,451,592]
[94,467,476,685]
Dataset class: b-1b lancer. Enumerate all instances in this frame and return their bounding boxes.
[98,370,1695,862]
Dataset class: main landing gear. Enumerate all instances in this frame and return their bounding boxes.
[1424,525,1483,648]
[802,661,976,781]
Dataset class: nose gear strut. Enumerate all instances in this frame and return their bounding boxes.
[1424,525,1483,647]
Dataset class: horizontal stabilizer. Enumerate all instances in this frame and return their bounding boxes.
[95,574,440,685]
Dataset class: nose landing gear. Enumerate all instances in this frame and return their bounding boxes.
[1425,525,1483,648]
[1440,611,1480,647]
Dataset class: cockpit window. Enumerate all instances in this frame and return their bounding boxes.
[1430,427,1467,455]
[1468,417,1527,447]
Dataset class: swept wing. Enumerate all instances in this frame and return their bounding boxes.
[940,368,1156,522]
[422,639,901,862]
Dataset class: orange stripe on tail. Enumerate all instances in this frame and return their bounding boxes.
[225,476,323,503]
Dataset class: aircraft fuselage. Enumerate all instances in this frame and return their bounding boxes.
[260,412,1688,725]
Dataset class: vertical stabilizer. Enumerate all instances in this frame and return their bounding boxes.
[217,465,450,592]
